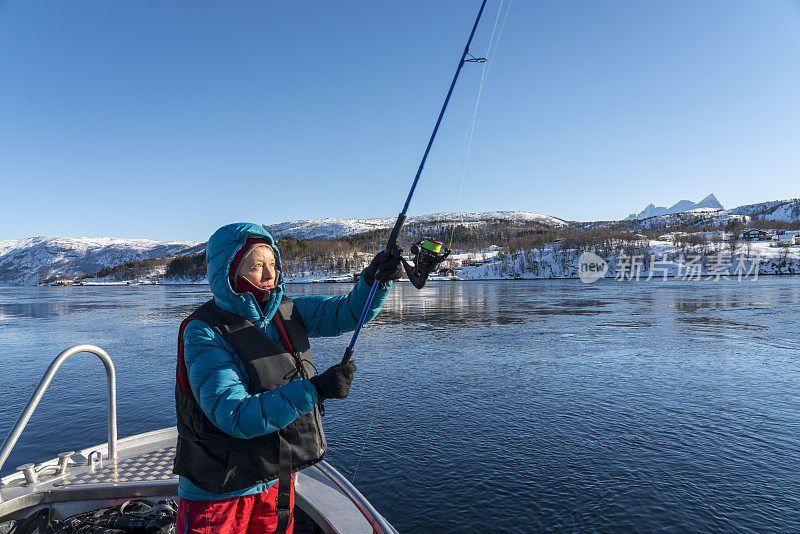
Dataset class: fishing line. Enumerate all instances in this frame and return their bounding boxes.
[349,362,391,483]
[341,0,492,365]
[442,0,504,229]
[488,0,513,70]
[346,0,510,483]
[448,0,513,250]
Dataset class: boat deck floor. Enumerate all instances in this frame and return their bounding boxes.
[2,429,396,533]
[55,447,176,487]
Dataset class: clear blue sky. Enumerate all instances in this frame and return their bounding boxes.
[1,0,799,242]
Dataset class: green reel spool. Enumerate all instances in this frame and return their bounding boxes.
[421,238,443,254]
[404,237,450,289]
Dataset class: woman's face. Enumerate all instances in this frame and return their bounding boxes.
[238,245,278,290]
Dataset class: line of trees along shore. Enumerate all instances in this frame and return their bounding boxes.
[74,216,800,282]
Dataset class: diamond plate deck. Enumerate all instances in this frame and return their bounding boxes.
[56,447,177,486]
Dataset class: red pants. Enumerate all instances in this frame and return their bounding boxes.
[176,476,295,534]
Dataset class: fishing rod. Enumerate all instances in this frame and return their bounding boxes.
[342,0,490,365]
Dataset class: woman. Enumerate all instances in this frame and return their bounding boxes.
[173,222,401,534]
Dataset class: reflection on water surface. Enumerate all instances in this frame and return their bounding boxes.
[0,278,799,533]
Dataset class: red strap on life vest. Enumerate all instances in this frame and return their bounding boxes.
[272,313,298,363]
[177,314,299,402]
[177,317,197,402]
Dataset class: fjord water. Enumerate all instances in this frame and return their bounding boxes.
[1,279,799,532]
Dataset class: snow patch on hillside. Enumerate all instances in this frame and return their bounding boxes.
[0,236,200,286]
[266,211,567,240]
[728,199,800,223]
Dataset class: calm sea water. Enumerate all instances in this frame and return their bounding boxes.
[1,279,799,533]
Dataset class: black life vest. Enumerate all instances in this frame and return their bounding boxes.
[172,296,326,495]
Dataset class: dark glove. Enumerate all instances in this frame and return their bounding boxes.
[309,361,357,400]
[363,246,404,288]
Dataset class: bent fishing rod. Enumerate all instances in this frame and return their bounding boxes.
[342,0,489,365]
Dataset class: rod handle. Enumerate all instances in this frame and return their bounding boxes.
[341,347,354,365]
[385,213,407,252]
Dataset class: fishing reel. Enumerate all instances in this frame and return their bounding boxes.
[401,237,450,289]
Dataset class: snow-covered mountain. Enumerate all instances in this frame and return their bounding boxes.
[3,201,798,286]
[0,236,201,286]
[265,211,567,240]
[0,212,562,285]
[729,198,800,222]
[626,194,724,220]
[627,208,733,231]
[621,198,800,231]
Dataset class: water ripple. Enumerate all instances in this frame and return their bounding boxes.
[1,279,799,532]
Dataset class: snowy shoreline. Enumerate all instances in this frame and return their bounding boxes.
[13,270,800,289]
[6,239,799,287]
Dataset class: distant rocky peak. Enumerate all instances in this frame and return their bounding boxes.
[625,194,724,220]
[696,194,724,209]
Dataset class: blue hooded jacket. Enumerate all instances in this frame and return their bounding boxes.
[178,222,391,500]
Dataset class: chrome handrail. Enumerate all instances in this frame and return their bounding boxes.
[0,345,117,475]
[314,461,398,534]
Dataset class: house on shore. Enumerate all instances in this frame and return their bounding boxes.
[775,229,800,238]
[699,231,728,242]
[741,229,769,241]
[461,259,490,267]
[659,231,687,242]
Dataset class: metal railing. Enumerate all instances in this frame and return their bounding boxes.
[314,461,398,534]
[0,345,117,475]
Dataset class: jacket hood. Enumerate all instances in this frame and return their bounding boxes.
[206,223,285,324]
